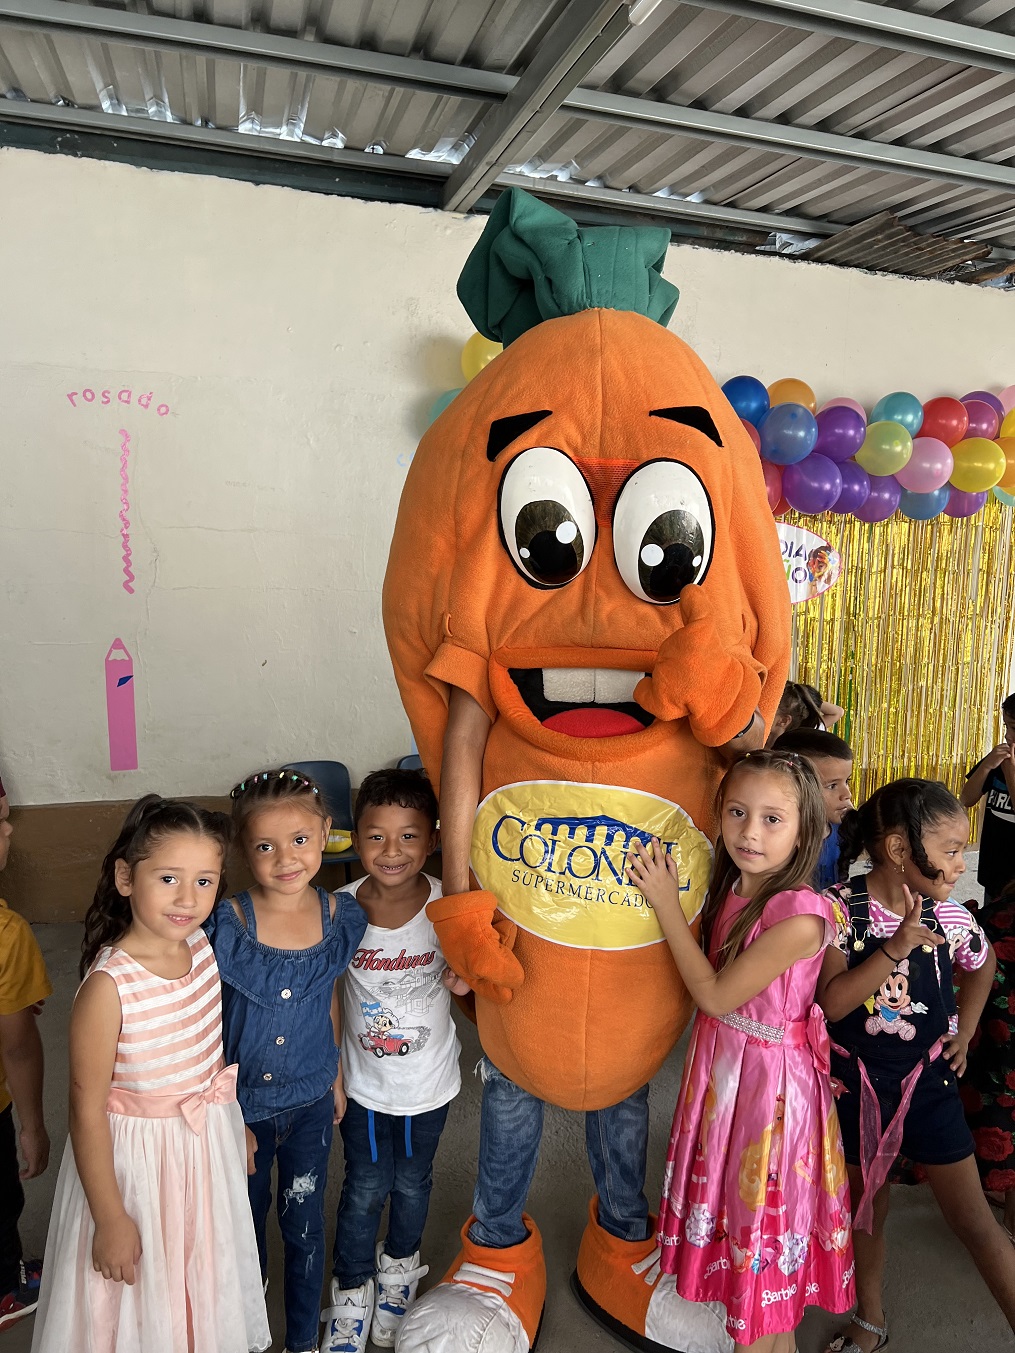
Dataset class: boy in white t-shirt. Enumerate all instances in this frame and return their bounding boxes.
[320,770,468,1353]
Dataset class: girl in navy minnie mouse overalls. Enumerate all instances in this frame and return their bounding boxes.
[816,779,1015,1353]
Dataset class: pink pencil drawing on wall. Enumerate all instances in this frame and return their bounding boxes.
[105,639,139,771]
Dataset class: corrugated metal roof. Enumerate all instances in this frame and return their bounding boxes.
[0,0,1013,283]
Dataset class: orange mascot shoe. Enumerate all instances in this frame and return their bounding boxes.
[396,1216,545,1353]
[573,1199,731,1353]
[382,188,790,1353]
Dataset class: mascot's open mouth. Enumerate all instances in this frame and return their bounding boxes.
[509,667,653,738]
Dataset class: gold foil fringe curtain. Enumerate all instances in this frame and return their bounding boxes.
[787,497,1015,827]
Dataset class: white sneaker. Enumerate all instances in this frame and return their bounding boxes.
[371,1245,429,1348]
[319,1277,375,1353]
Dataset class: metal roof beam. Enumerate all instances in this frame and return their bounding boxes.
[495,170,837,237]
[0,95,456,174]
[0,0,511,100]
[679,0,1015,79]
[567,87,1015,193]
[441,0,632,214]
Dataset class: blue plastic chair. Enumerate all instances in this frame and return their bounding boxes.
[287,760,359,884]
[397,753,423,771]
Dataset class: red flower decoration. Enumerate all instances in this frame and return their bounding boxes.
[988,1020,1011,1045]
[984,1168,1015,1192]
[1005,1069,1015,1092]
[975,1127,1014,1162]
[998,1095,1015,1108]
[993,939,1015,961]
[1007,994,1015,1014]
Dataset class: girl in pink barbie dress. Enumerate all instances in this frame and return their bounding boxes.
[628,750,854,1353]
[31,796,270,1353]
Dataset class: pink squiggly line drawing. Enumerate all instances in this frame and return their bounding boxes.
[118,428,135,594]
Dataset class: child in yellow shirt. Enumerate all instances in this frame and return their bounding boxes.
[0,799,52,1329]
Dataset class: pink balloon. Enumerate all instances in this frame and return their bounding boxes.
[1000,385,1015,415]
[741,417,761,452]
[961,398,1000,440]
[819,398,866,419]
[895,436,954,493]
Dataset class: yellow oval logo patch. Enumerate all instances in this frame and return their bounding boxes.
[471,780,712,951]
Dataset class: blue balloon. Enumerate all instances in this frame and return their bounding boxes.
[427,388,463,426]
[870,391,924,437]
[722,375,770,427]
[759,403,819,466]
[899,484,949,521]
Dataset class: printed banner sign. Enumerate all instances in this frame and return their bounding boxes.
[471,781,712,951]
[777,522,842,605]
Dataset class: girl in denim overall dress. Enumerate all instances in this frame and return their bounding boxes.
[205,770,366,1353]
[818,778,1015,1353]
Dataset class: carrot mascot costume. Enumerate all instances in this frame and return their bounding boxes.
[383,188,790,1353]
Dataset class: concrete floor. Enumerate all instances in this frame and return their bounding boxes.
[8,856,1010,1353]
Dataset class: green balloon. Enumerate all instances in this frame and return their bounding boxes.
[855,420,913,477]
[994,485,1015,507]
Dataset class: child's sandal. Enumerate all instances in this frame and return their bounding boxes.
[825,1314,889,1353]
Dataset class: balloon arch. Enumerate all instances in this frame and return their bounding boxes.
[722,375,1015,523]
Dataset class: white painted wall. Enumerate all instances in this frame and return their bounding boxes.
[1,147,1013,805]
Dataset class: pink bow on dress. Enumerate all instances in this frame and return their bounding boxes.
[179,1064,239,1135]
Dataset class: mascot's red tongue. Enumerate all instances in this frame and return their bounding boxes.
[542,708,645,737]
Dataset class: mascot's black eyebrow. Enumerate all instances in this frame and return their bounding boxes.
[486,410,552,461]
[650,406,723,447]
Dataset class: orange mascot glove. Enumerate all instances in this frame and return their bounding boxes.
[634,585,764,746]
[427,891,525,1006]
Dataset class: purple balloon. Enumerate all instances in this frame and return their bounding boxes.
[853,474,901,523]
[944,487,988,518]
[783,453,843,514]
[832,461,871,514]
[962,390,1005,422]
[961,398,1000,440]
[813,405,866,463]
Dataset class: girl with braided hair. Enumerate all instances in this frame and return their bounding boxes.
[205,768,366,1353]
[817,779,1015,1353]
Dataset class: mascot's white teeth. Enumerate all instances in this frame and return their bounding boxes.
[541,668,644,705]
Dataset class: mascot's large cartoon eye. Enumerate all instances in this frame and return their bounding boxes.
[498,447,596,588]
[612,459,714,604]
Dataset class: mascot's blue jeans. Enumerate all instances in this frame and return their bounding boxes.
[468,1057,651,1248]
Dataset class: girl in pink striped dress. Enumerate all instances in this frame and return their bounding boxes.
[32,796,270,1353]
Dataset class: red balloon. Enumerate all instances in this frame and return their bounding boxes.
[921,397,969,448]
[741,418,762,452]
[774,495,790,516]
[761,458,783,511]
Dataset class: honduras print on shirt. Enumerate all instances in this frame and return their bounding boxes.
[339,874,461,1115]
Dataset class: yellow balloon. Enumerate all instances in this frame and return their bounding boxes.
[1001,409,1015,439]
[949,437,1006,492]
[767,378,817,413]
[997,437,1015,491]
[461,333,503,382]
[855,420,913,477]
